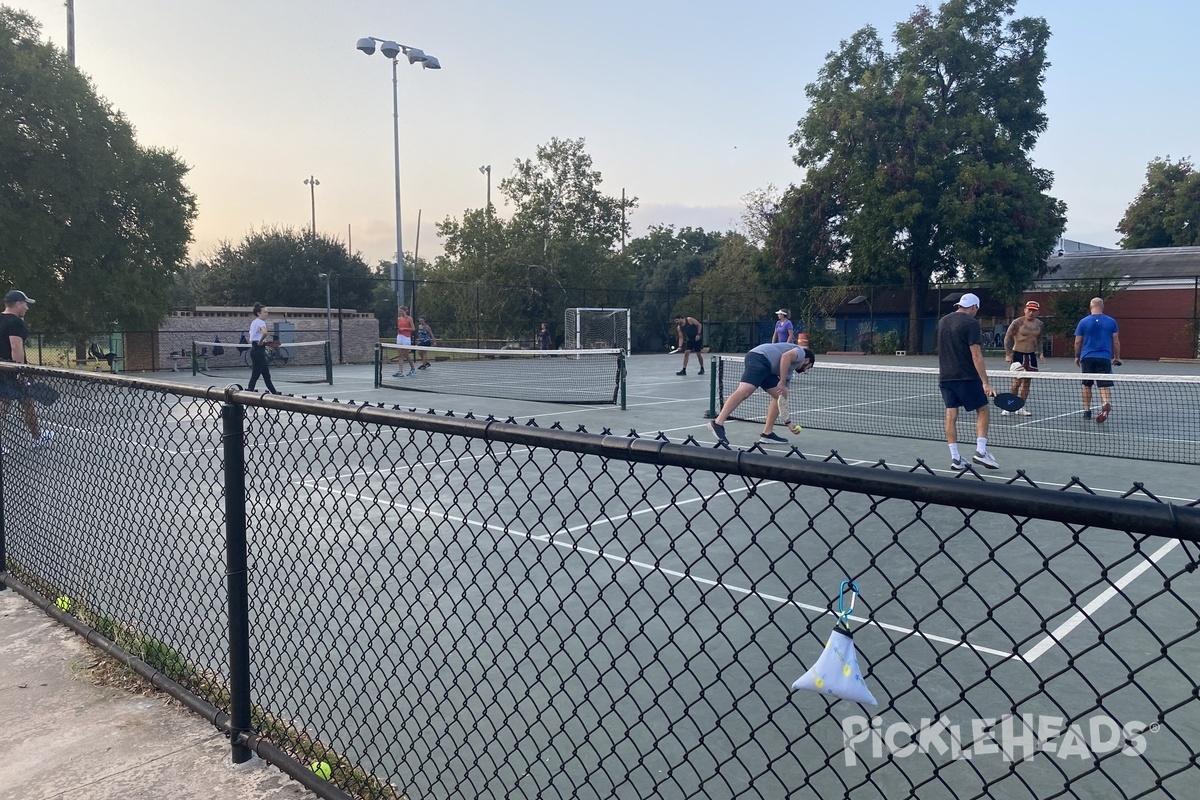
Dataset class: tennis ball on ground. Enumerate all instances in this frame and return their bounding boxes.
[55,595,72,612]
[310,760,332,780]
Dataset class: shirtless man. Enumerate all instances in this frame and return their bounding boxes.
[1002,301,1044,416]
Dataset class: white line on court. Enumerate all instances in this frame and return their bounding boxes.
[314,476,1017,661]
[1019,538,1181,664]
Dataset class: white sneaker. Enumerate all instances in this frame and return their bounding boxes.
[32,430,55,448]
[1001,410,1010,416]
[950,457,969,471]
[1014,409,1032,416]
[972,450,999,469]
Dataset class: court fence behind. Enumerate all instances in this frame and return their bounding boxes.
[2,365,1198,800]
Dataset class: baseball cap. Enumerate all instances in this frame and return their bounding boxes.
[4,290,34,305]
[776,309,789,316]
[1025,300,1041,311]
[955,292,980,309]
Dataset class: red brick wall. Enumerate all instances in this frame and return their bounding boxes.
[1022,287,1198,360]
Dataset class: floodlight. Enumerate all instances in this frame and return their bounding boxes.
[356,37,376,55]
[422,55,441,70]
[380,40,402,59]
[405,47,427,64]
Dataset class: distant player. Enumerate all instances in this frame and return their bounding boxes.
[772,309,794,344]
[1074,297,1121,423]
[415,316,436,369]
[1002,300,1044,416]
[393,305,416,377]
[707,342,815,445]
[675,314,704,376]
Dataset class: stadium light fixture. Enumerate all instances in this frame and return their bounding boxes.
[355,35,442,309]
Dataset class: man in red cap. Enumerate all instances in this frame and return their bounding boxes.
[1003,300,1045,416]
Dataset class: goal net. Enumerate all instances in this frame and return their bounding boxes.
[564,308,630,352]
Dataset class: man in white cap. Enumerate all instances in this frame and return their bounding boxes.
[936,292,997,470]
[0,290,55,449]
[1002,300,1044,415]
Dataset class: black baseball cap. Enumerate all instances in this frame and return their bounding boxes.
[5,290,35,305]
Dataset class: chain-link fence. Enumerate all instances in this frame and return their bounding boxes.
[2,366,1198,799]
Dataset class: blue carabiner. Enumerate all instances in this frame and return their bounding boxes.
[837,580,860,628]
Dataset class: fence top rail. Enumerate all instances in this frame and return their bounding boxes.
[12,364,1199,542]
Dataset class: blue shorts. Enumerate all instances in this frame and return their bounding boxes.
[1081,358,1113,388]
[940,379,987,412]
[739,352,780,390]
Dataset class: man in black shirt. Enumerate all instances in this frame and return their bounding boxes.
[937,292,996,470]
[0,289,54,449]
[674,314,704,376]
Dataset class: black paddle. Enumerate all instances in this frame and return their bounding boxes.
[992,392,1025,413]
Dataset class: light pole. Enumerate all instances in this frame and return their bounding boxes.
[356,36,441,311]
[479,165,491,213]
[318,273,332,347]
[304,176,320,237]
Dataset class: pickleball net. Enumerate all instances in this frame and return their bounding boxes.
[377,343,626,406]
[192,340,333,384]
[711,356,1200,464]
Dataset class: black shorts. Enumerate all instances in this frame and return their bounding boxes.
[739,352,780,390]
[686,338,703,353]
[940,379,987,412]
[1081,357,1113,388]
[1011,351,1039,372]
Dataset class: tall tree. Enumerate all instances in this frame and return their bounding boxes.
[432,137,637,342]
[1117,157,1200,248]
[197,227,376,312]
[786,0,1066,351]
[0,8,196,334]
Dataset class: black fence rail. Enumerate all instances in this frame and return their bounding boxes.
[2,366,1199,800]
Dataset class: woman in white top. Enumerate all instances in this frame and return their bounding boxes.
[247,303,279,394]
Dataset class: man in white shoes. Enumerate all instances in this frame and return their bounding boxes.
[1002,300,1044,416]
[0,290,54,451]
[937,293,998,470]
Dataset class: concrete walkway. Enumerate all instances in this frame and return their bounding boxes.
[0,590,316,800]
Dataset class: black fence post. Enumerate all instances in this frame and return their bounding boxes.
[222,400,252,764]
[1,451,7,592]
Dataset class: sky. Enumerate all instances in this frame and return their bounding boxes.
[11,0,1200,269]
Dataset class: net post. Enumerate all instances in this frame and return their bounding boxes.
[619,353,627,410]
[705,355,717,419]
[324,341,333,385]
[374,344,382,388]
[191,346,199,377]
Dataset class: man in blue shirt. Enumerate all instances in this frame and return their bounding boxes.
[1074,297,1122,423]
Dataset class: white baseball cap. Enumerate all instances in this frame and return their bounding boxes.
[955,292,980,309]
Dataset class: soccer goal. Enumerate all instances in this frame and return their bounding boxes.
[564,308,631,352]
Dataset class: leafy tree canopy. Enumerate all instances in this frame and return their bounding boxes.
[0,7,196,334]
[1116,156,1200,248]
[784,0,1066,351]
[194,227,376,313]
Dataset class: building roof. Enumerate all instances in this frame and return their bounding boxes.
[1041,246,1200,281]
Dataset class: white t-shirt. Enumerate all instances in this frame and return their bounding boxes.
[249,318,268,344]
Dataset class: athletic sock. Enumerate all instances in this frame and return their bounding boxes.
[976,437,987,454]
[949,443,960,460]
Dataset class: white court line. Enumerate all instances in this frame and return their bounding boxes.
[314,478,1016,661]
[1020,539,1181,663]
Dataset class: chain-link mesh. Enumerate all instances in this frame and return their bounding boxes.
[3,366,1198,800]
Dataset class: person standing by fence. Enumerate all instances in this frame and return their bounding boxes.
[674,314,704,376]
[0,290,54,449]
[246,303,279,395]
[772,309,794,344]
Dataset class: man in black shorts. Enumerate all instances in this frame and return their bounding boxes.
[0,289,54,450]
[707,342,814,445]
[1074,297,1121,423]
[937,293,997,470]
[674,314,704,376]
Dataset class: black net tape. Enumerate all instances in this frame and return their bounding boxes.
[3,367,1198,800]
